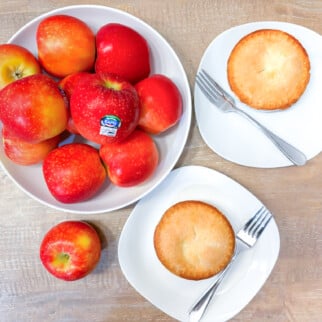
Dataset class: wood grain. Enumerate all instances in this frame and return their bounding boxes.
[1,1,322,321]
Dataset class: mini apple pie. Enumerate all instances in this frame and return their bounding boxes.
[154,200,235,280]
[227,29,310,110]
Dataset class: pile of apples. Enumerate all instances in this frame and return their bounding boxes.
[0,14,183,204]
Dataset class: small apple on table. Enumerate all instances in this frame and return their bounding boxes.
[40,221,101,281]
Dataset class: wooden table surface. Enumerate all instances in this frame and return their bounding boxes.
[1,1,322,321]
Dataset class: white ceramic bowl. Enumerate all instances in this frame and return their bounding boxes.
[0,5,192,214]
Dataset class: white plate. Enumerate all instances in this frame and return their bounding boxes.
[0,5,192,214]
[118,165,280,321]
[195,21,322,168]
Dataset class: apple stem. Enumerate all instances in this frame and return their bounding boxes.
[105,80,122,91]
[57,253,70,263]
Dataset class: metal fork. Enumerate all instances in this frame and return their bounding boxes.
[188,206,272,322]
[196,69,307,166]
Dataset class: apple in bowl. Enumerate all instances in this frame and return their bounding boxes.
[100,129,159,187]
[42,143,107,203]
[70,73,140,145]
[95,23,150,84]
[135,74,183,134]
[36,14,96,78]
[0,74,68,143]
[2,128,61,165]
[0,43,41,89]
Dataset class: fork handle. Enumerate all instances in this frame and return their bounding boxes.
[188,240,245,322]
[188,263,233,322]
[232,107,307,166]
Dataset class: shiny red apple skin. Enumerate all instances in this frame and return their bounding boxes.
[95,23,150,84]
[70,73,140,145]
[40,221,101,281]
[0,74,68,143]
[36,15,96,78]
[58,71,91,100]
[58,72,91,134]
[135,74,183,134]
[99,129,159,187]
[0,43,41,89]
[43,143,107,203]
[2,127,61,165]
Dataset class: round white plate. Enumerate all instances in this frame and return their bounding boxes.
[0,5,192,214]
[195,21,322,168]
[118,165,280,322]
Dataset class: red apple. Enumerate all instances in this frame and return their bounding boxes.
[40,221,101,281]
[43,143,106,203]
[135,74,183,134]
[58,72,91,134]
[95,23,150,84]
[2,127,61,165]
[0,43,41,89]
[99,129,159,187]
[0,74,68,143]
[36,15,95,78]
[64,116,79,135]
[58,71,91,100]
[70,73,140,145]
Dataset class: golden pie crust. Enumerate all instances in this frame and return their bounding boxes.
[227,29,310,110]
[153,200,235,280]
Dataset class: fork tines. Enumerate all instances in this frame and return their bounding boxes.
[201,69,225,94]
[196,69,236,108]
[246,206,272,237]
[196,70,223,97]
[195,73,219,105]
[237,206,272,247]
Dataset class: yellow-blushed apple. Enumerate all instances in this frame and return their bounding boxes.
[0,74,68,143]
[2,127,61,165]
[36,15,96,78]
[0,43,41,89]
[40,221,102,281]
